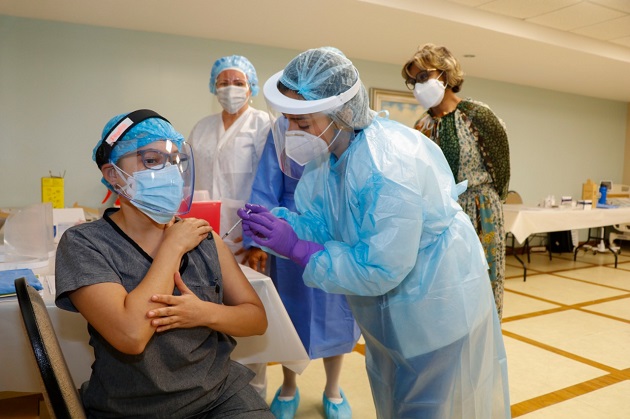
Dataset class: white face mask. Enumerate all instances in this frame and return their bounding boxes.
[216,86,249,114]
[413,76,446,109]
[285,121,334,166]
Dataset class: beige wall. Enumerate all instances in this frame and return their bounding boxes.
[0,15,628,211]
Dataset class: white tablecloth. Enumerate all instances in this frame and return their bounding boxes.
[503,204,630,243]
[0,263,309,392]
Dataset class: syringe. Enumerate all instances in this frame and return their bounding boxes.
[221,209,251,239]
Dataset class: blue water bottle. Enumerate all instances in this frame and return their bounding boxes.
[598,185,607,205]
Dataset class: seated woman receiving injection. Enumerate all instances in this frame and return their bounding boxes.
[55,109,273,418]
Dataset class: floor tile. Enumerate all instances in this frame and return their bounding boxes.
[506,262,527,279]
[519,381,630,419]
[555,248,630,266]
[504,274,627,306]
[504,336,607,404]
[506,255,537,269]
[503,291,560,318]
[585,297,630,321]
[556,266,630,291]
[523,254,593,272]
[265,351,376,419]
[502,310,630,370]
[613,261,630,272]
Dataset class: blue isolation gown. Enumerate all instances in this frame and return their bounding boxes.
[272,116,511,418]
[245,132,360,358]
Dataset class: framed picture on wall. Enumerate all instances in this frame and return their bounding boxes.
[369,88,425,129]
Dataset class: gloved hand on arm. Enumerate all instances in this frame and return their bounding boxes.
[237,203,324,268]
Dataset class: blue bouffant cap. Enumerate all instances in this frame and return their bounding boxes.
[278,47,374,130]
[92,110,185,192]
[209,55,259,96]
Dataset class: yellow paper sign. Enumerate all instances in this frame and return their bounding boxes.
[42,177,64,209]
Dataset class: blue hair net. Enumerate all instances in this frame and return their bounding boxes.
[209,55,259,96]
[279,47,374,130]
[92,112,185,192]
[320,46,346,57]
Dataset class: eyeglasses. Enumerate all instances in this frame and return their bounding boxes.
[215,79,249,89]
[127,149,191,172]
[405,68,438,90]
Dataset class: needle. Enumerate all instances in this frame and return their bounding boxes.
[222,209,251,239]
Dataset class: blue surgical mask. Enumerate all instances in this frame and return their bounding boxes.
[114,163,184,224]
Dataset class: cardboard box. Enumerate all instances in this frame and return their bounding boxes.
[582,179,598,208]
[0,391,42,418]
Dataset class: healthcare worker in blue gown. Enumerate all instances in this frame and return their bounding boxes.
[237,47,511,419]
[244,128,360,419]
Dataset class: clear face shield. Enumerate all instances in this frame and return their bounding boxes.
[263,71,362,179]
[112,140,195,219]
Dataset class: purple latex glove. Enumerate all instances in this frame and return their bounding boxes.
[237,203,324,267]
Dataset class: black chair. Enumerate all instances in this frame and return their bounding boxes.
[15,277,86,419]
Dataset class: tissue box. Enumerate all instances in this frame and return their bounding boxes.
[577,200,592,210]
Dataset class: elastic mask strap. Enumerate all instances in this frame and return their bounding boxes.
[319,121,335,140]
[327,128,345,152]
[95,109,169,168]
[112,164,136,198]
[437,71,447,88]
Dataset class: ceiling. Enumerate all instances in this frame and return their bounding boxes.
[1,0,630,102]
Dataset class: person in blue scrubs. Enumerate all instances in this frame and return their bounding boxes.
[238,47,511,418]
[244,130,360,419]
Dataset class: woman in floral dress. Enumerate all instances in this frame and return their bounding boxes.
[402,43,510,320]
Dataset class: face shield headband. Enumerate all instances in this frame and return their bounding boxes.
[95,109,169,169]
[263,70,361,179]
[263,70,361,115]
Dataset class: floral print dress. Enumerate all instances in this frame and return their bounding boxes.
[416,99,510,320]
